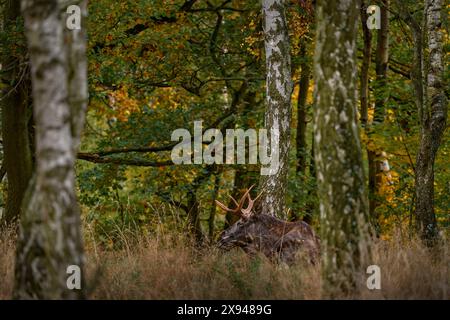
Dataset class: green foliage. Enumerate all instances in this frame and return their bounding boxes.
[72,0,449,245]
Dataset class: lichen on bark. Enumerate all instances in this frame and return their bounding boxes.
[313,0,372,296]
[14,0,88,299]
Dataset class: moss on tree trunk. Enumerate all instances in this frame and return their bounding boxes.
[314,0,372,296]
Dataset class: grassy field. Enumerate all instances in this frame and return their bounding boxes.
[1,224,448,300]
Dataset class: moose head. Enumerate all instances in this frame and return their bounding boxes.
[215,186,263,251]
[215,186,321,265]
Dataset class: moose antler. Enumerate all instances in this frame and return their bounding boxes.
[215,185,259,217]
[215,191,247,215]
[241,185,263,217]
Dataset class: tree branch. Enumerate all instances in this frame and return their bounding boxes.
[77,153,173,167]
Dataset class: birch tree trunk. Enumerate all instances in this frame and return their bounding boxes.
[258,0,293,217]
[1,0,33,225]
[395,0,447,244]
[415,0,447,244]
[14,0,88,299]
[314,0,372,296]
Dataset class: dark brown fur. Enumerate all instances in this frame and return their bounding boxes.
[218,213,320,265]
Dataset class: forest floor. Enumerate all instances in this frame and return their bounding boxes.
[1,226,449,299]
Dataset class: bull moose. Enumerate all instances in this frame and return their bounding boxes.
[215,186,320,265]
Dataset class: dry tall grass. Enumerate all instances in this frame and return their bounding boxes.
[0,228,15,299]
[1,226,449,299]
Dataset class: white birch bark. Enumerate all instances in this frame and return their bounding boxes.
[414,0,447,243]
[258,0,293,217]
[394,0,448,244]
[14,0,88,299]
